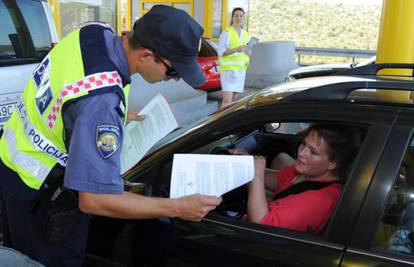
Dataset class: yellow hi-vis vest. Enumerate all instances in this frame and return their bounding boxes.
[0,26,130,190]
[218,27,250,71]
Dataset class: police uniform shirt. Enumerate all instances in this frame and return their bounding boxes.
[63,31,130,194]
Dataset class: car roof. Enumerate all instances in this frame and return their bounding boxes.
[124,64,414,179]
[288,63,352,76]
[246,64,414,110]
[287,56,377,77]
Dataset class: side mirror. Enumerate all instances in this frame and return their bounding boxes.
[264,123,280,133]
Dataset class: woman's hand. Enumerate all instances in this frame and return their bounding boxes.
[247,155,269,223]
[229,147,249,155]
[239,45,252,56]
[254,156,267,180]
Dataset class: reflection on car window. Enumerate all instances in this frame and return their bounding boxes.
[271,122,309,135]
[373,135,414,256]
[198,39,218,57]
[0,0,52,65]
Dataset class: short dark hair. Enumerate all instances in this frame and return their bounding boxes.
[302,124,362,182]
[127,21,144,50]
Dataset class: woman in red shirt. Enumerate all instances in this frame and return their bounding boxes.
[247,124,361,234]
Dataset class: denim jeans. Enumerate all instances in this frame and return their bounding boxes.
[389,202,414,254]
[0,246,44,267]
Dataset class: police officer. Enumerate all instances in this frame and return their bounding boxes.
[0,5,221,266]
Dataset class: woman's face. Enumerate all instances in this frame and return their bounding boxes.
[232,10,244,26]
[294,130,336,177]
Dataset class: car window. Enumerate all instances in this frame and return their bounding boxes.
[266,122,309,135]
[171,121,365,236]
[0,0,52,66]
[373,135,414,256]
[198,39,218,57]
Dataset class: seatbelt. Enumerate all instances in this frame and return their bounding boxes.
[273,180,340,234]
[273,180,339,201]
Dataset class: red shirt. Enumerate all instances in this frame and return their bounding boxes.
[260,165,342,234]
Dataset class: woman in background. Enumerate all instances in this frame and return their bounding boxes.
[218,7,251,109]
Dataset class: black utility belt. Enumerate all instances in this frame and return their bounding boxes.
[31,164,83,244]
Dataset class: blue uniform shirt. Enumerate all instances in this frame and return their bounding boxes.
[63,31,130,194]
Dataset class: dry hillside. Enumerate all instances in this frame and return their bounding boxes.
[248,0,382,63]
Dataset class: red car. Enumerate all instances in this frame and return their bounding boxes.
[196,38,221,91]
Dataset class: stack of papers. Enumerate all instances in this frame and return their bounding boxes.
[121,93,178,174]
[247,37,259,49]
[170,154,254,198]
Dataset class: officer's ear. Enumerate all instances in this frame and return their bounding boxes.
[136,48,155,63]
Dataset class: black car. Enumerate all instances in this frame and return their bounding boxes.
[85,64,414,267]
[285,56,376,81]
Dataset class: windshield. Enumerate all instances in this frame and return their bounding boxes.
[0,0,53,66]
[146,115,212,154]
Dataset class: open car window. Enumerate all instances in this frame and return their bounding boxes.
[129,120,368,240]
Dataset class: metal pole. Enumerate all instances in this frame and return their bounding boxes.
[377,0,414,103]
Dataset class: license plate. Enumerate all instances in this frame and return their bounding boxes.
[0,102,17,125]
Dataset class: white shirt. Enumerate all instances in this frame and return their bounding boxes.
[218,28,249,93]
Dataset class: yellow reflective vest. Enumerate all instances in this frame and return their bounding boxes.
[218,26,250,71]
[0,25,130,190]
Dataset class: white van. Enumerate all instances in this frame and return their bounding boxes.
[0,0,58,126]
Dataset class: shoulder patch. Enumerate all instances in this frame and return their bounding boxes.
[33,54,53,115]
[81,21,115,33]
[96,125,120,158]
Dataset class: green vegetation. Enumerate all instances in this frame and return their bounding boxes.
[248,0,381,64]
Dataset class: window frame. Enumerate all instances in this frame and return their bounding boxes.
[130,102,397,245]
[344,115,414,264]
[0,0,53,66]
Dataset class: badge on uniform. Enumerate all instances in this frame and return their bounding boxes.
[35,87,53,115]
[33,54,53,115]
[96,125,120,158]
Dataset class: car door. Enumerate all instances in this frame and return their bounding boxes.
[341,111,414,266]
[126,103,396,267]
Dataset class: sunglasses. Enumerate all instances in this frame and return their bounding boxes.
[153,53,180,78]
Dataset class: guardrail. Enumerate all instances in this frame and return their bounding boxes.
[295,47,376,65]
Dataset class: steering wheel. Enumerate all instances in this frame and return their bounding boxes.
[208,146,248,219]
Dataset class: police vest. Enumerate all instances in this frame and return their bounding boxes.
[218,27,250,71]
[0,24,130,190]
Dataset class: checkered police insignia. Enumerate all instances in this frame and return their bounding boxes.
[96,125,120,158]
[45,71,122,129]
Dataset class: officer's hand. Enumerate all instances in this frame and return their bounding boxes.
[175,194,222,221]
[127,110,145,122]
